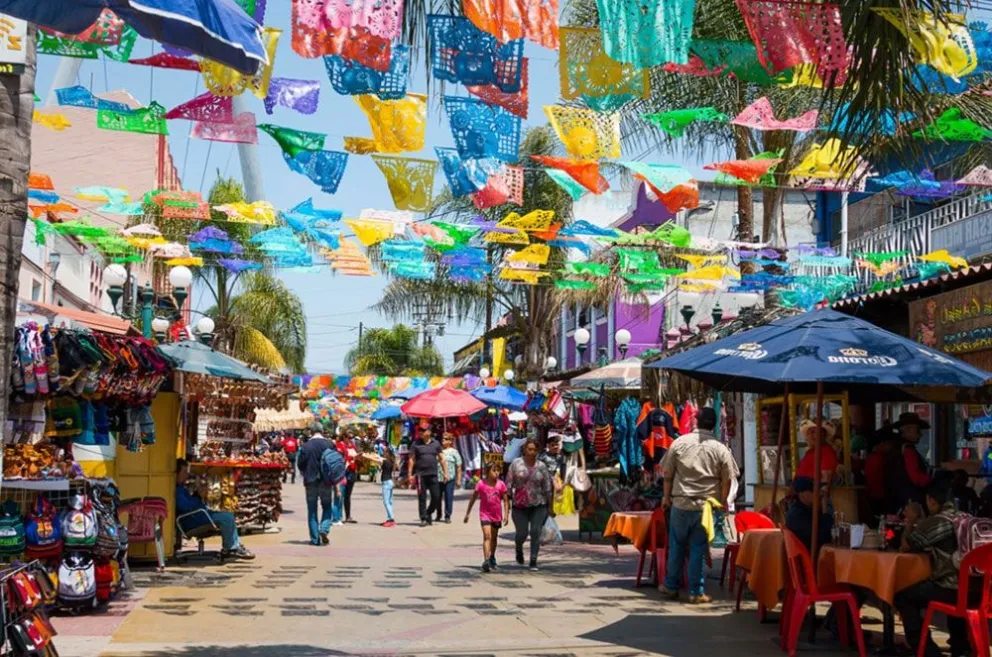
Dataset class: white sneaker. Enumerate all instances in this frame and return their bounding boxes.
[333,521,344,526]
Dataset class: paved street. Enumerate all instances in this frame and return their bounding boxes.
[55,481,867,657]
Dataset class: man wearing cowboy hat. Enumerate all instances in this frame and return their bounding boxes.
[884,412,933,513]
[794,419,839,486]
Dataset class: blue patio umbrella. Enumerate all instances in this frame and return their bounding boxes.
[646,308,992,402]
[371,405,403,421]
[389,386,428,401]
[471,385,528,410]
[0,0,266,74]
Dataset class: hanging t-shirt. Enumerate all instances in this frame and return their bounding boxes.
[475,479,507,523]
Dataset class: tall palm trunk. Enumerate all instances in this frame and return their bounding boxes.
[0,29,36,464]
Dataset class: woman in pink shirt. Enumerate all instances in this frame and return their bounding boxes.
[464,463,510,573]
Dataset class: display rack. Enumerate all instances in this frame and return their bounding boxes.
[0,560,59,656]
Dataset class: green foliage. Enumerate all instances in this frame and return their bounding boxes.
[345,324,444,376]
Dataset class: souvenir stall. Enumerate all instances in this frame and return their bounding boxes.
[2,321,167,619]
[159,341,292,536]
[563,360,669,537]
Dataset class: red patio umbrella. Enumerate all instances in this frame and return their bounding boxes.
[401,388,487,418]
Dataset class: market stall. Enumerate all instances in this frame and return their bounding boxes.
[160,341,293,535]
[2,320,170,612]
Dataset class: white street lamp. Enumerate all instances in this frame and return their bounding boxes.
[575,327,591,363]
[103,264,127,313]
[545,356,557,370]
[615,329,632,358]
[151,317,170,341]
[504,369,515,382]
[168,265,193,288]
[196,316,216,346]
[479,367,491,379]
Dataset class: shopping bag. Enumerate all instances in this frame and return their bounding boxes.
[540,516,563,546]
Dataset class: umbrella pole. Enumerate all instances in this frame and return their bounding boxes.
[811,381,824,562]
[769,383,791,518]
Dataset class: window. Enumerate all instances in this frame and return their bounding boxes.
[30,280,41,302]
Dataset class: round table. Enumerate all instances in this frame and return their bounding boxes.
[603,511,653,552]
[735,528,787,610]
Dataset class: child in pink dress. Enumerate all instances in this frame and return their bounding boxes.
[463,462,510,572]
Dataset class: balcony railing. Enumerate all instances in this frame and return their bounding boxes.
[847,191,992,259]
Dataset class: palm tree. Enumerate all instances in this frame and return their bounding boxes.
[345,324,444,375]
[0,28,35,438]
[158,175,308,371]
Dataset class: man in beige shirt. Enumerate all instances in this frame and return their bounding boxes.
[660,407,738,603]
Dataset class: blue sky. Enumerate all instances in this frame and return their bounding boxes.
[34,9,570,373]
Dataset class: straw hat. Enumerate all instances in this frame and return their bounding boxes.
[800,419,836,441]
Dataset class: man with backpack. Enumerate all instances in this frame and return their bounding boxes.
[175,460,254,560]
[895,479,975,657]
[297,431,345,546]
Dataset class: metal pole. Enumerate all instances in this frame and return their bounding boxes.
[811,381,825,562]
[358,322,363,353]
[769,383,791,514]
[483,245,493,369]
[840,192,849,257]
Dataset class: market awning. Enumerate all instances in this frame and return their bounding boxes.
[471,385,528,410]
[158,340,272,383]
[18,300,134,335]
[570,358,642,390]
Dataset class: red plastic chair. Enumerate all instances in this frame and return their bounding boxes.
[916,543,992,657]
[782,530,866,657]
[635,506,668,588]
[732,511,777,609]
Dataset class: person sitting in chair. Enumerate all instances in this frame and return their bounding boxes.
[176,459,254,560]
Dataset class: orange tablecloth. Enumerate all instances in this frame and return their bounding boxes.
[603,511,653,552]
[817,546,931,607]
[736,528,787,610]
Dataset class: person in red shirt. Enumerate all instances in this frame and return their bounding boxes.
[282,434,299,484]
[794,419,839,486]
[336,431,359,524]
[883,412,932,513]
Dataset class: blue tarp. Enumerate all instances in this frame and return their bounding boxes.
[646,309,992,400]
[371,405,403,421]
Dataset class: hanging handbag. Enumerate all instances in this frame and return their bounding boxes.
[592,393,613,458]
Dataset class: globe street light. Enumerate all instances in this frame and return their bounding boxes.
[169,265,193,312]
[504,369,515,382]
[103,264,127,313]
[615,328,632,359]
[575,327,591,364]
[545,356,557,371]
[196,316,216,346]
[479,367,491,379]
[151,317,171,342]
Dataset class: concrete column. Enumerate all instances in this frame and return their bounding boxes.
[743,393,758,505]
[233,95,265,202]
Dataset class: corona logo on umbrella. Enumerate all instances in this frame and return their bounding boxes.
[828,348,897,367]
[714,342,768,360]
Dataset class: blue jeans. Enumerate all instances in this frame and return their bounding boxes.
[332,481,345,523]
[305,482,334,545]
[382,480,395,521]
[664,507,708,596]
[181,509,240,551]
[441,479,456,520]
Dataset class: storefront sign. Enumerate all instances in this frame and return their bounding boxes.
[0,14,26,75]
[931,208,992,261]
[908,279,992,369]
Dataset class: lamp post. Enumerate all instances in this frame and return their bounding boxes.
[680,304,696,330]
[103,264,127,314]
[615,328,632,359]
[712,303,724,325]
[139,283,155,339]
[544,356,557,372]
[575,327,590,365]
[479,367,491,379]
[196,316,216,346]
[47,252,61,304]
[503,369,515,383]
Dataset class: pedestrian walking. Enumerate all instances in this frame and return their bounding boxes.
[337,432,359,524]
[660,407,738,603]
[437,433,463,523]
[407,429,442,527]
[381,447,396,527]
[464,462,510,572]
[297,431,343,546]
[506,439,554,570]
[282,434,299,485]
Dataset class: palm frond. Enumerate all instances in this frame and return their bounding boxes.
[233,326,287,371]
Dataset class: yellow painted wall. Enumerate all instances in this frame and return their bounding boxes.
[116,392,180,560]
